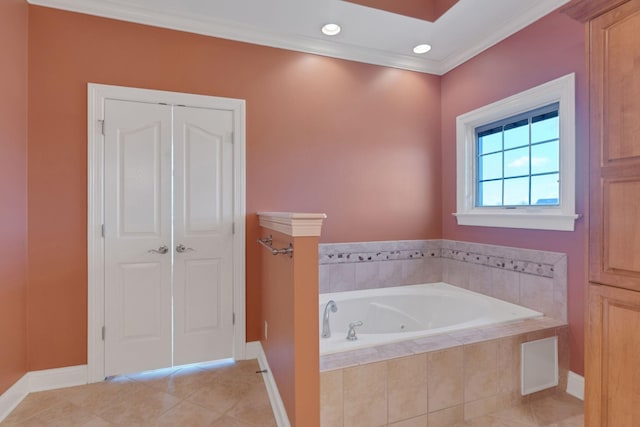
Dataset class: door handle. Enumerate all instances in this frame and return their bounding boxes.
[176,244,195,253]
[148,245,169,254]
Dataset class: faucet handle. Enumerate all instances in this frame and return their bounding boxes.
[346,321,363,341]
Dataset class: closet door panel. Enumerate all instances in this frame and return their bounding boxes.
[173,106,235,365]
[104,100,173,376]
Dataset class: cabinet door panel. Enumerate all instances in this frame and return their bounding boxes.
[589,0,640,290]
[602,178,640,277]
[593,1,640,165]
[587,283,640,426]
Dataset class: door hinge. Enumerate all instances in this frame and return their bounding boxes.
[101,326,105,341]
[232,313,235,325]
[101,224,105,238]
[99,119,105,136]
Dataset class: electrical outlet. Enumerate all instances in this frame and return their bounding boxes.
[264,321,268,341]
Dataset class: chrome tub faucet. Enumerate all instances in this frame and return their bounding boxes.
[321,300,338,338]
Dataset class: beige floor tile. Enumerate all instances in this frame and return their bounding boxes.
[156,400,222,427]
[1,361,277,427]
[186,377,257,414]
[133,365,218,399]
[60,377,151,414]
[491,403,538,426]
[226,382,276,427]
[529,394,583,426]
[208,415,256,427]
[27,400,109,426]
[98,387,181,425]
[1,389,68,425]
[544,413,584,427]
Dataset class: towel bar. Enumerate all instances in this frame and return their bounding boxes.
[257,235,293,257]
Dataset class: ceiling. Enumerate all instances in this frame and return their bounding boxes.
[27,0,570,75]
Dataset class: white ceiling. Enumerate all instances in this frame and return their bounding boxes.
[27,0,569,75]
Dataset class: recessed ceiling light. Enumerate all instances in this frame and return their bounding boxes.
[413,44,432,54]
[321,23,341,36]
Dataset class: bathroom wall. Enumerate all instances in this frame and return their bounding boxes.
[261,230,320,426]
[26,6,441,370]
[0,0,29,394]
[440,11,587,375]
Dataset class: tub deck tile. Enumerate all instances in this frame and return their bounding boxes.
[320,317,567,372]
[320,347,379,371]
[408,334,462,354]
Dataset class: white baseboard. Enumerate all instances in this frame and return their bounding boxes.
[245,340,261,360]
[28,365,88,393]
[566,371,584,401]
[0,374,29,422]
[0,365,88,422]
[254,342,291,427]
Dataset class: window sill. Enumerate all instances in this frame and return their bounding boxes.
[453,211,580,231]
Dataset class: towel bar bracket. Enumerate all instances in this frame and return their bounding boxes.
[257,235,293,258]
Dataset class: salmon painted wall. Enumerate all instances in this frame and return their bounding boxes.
[27,6,441,369]
[260,230,320,426]
[440,11,587,374]
[260,231,296,421]
[0,0,29,393]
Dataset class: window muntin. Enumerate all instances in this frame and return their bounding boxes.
[476,103,560,208]
[455,73,577,231]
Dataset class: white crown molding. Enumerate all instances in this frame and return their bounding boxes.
[26,0,442,74]
[27,0,567,76]
[258,212,327,237]
[439,0,570,73]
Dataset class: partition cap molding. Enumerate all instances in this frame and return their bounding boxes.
[257,212,327,237]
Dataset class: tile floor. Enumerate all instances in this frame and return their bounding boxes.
[1,359,583,427]
[443,393,584,427]
[0,359,277,427]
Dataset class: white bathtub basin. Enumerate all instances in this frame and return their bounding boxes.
[319,282,542,355]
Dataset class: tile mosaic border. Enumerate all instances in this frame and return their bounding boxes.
[320,239,564,279]
[319,240,440,265]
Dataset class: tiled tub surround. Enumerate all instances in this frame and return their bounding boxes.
[320,318,569,427]
[319,240,568,426]
[319,240,567,322]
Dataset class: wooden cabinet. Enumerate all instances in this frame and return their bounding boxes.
[586,284,640,426]
[562,0,640,425]
[588,0,640,291]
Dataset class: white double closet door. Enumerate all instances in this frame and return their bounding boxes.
[103,99,234,377]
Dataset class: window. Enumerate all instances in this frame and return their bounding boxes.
[477,103,559,207]
[455,74,578,231]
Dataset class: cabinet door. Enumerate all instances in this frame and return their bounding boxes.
[586,283,640,426]
[589,0,640,290]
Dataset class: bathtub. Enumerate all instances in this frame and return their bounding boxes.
[319,282,542,355]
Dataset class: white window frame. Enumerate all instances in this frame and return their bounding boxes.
[454,73,578,231]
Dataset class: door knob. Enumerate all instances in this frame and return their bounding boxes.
[148,245,169,254]
[176,244,195,253]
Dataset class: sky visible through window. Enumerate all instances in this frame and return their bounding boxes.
[477,106,559,207]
